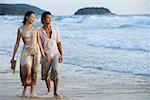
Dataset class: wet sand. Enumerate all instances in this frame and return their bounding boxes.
[0,63,150,100]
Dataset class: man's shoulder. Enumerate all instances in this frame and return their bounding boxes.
[52,22,57,27]
[38,27,41,31]
[39,27,43,32]
[38,28,44,37]
[52,23,59,30]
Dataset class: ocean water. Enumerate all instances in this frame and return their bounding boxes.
[0,15,149,76]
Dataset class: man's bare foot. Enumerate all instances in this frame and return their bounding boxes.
[44,91,50,95]
[54,93,63,99]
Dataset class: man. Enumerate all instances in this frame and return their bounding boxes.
[39,11,63,98]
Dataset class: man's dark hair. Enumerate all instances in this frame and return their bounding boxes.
[41,11,52,24]
[23,10,35,25]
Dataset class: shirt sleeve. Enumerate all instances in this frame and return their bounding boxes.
[55,25,61,43]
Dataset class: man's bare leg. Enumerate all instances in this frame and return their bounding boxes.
[45,79,51,93]
[53,79,62,99]
[54,79,59,95]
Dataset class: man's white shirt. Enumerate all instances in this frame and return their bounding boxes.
[39,24,61,58]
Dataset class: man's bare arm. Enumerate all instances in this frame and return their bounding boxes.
[57,42,63,63]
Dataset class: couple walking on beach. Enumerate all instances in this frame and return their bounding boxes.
[10,11,63,98]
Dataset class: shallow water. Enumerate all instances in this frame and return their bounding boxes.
[0,15,149,76]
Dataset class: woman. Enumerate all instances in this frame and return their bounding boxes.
[10,11,46,97]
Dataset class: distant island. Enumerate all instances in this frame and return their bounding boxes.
[74,7,114,15]
[0,4,45,15]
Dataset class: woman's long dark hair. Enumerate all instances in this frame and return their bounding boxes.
[23,11,35,25]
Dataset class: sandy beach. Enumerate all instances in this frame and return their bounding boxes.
[1,63,150,100]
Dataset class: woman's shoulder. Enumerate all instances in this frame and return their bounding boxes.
[18,25,24,33]
[30,25,39,33]
[32,25,39,30]
[18,25,23,29]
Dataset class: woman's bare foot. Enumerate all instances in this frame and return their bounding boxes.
[22,93,26,97]
[29,93,39,98]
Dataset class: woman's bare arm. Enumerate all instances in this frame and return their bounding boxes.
[10,28,21,63]
[36,27,46,58]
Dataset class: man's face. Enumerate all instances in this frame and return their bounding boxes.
[44,14,51,25]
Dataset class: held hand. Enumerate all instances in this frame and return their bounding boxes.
[45,53,51,64]
[59,55,63,63]
[42,50,46,59]
[10,58,14,64]
[46,56,51,64]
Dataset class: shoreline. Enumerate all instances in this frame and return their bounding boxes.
[1,64,150,100]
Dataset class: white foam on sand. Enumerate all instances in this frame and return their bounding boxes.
[1,63,150,100]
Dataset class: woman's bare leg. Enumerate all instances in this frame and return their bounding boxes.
[22,85,27,96]
[30,60,38,96]
[31,85,36,95]
[26,65,31,86]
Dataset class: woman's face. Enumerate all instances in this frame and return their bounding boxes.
[27,13,35,24]
[44,14,51,25]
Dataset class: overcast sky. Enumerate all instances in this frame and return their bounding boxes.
[0,0,149,15]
